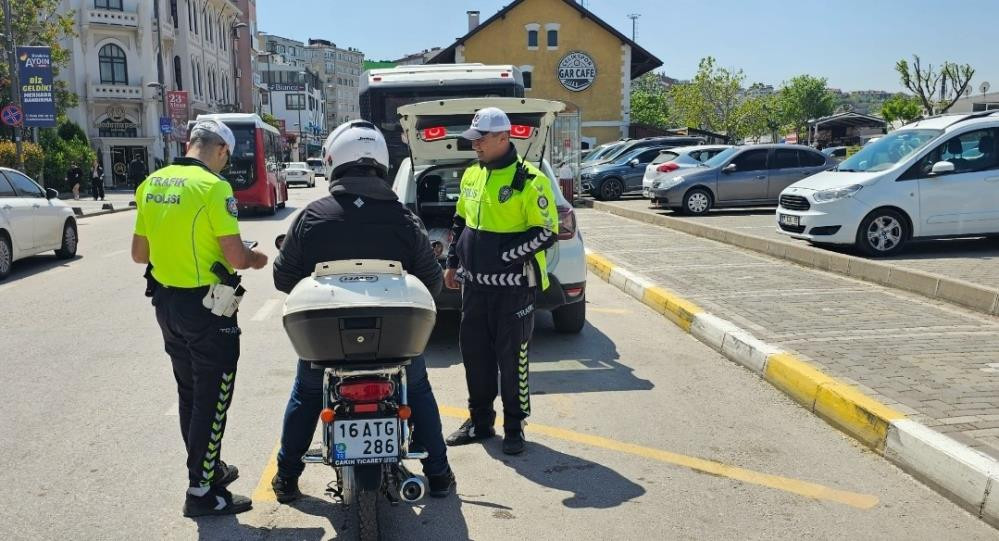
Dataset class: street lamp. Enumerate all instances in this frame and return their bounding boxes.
[146,82,171,164]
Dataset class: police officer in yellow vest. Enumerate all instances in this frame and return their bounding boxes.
[131,119,268,517]
[444,107,559,455]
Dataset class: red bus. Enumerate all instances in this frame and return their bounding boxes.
[189,113,288,215]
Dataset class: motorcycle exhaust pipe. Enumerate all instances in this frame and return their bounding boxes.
[399,476,425,503]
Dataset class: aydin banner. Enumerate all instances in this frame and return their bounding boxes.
[16,47,56,127]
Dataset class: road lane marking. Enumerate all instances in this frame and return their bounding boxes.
[252,443,281,502]
[251,299,281,322]
[438,405,879,510]
[102,249,129,258]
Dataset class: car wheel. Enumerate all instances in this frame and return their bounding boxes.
[265,190,277,216]
[598,178,624,201]
[552,296,586,334]
[856,208,907,256]
[55,220,78,259]
[0,232,12,280]
[682,188,712,215]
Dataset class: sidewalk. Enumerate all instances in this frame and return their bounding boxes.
[578,207,999,461]
[61,191,135,217]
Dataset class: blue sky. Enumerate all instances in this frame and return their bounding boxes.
[257,0,998,92]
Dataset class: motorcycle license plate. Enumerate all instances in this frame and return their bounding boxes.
[331,418,400,465]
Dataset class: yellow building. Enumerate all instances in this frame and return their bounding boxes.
[428,0,662,147]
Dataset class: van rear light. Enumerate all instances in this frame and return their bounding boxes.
[557,206,576,240]
[501,72,510,77]
[338,379,394,402]
[510,125,534,139]
[565,287,584,298]
[656,162,679,173]
[421,126,447,142]
[372,76,382,82]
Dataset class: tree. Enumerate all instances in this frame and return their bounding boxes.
[0,0,78,118]
[261,113,283,131]
[878,94,923,126]
[896,55,975,115]
[630,73,670,128]
[738,93,786,143]
[779,75,836,142]
[669,57,745,137]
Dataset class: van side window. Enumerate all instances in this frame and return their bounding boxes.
[901,128,999,180]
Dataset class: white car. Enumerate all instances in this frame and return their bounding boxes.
[394,97,587,333]
[0,168,79,280]
[282,162,316,187]
[641,145,733,196]
[777,111,999,256]
[306,158,325,180]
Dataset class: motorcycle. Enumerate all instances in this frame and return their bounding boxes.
[279,247,438,541]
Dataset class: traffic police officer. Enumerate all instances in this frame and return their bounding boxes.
[443,107,560,455]
[131,119,268,517]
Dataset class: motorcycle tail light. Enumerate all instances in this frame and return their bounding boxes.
[354,403,379,413]
[338,379,394,402]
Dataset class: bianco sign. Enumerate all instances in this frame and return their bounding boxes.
[557,52,597,92]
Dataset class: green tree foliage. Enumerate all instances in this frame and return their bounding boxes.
[39,120,96,191]
[0,140,44,178]
[896,55,975,115]
[738,93,786,143]
[878,94,923,125]
[669,57,745,138]
[261,113,283,131]
[779,75,837,140]
[630,73,671,128]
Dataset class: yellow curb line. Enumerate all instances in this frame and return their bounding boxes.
[437,405,878,509]
[585,252,905,453]
[251,443,280,502]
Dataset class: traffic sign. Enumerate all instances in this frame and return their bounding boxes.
[1,104,24,127]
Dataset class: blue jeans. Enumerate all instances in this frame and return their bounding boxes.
[276,355,449,478]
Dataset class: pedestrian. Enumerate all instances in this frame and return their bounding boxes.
[90,160,105,201]
[128,156,147,190]
[130,118,268,517]
[443,107,560,455]
[67,162,83,200]
[269,120,456,503]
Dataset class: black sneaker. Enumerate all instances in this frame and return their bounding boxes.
[445,419,496,446]
[271,474,302,504]
[182,486,252,517]
[218,461,239,487]
[427,467,456,498]
[502,431,526,455]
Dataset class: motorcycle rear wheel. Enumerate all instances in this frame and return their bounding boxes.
[340,468,379,541]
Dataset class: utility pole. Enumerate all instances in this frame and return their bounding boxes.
[153,0,170,163]
[2,0,24,171]
[627,13,641,41]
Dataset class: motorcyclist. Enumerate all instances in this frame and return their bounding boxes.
[270,120,455,501]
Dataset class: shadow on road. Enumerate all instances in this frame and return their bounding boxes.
[2,254,81,285]
[240,205,300,222]
[484,438,645,509]
[194,513,325,541]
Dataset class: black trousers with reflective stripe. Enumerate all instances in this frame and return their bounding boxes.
[459,285,536,433]
[153,287,240,487]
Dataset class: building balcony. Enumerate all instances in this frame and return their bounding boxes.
[156,18,176,41]
[88,82,145,101]
[85,8,139,29]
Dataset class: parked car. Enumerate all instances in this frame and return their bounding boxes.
[600,136,705,165]
[394,97,587,333]
[642,145,733,196]
[777,111,999,256]
[0,168,78,280]
[305,157,325,179]
[282,162,316,187]
[647,144,832,215]
[582,145,672,200]
[581,140,631,165]
[822,146,849,162]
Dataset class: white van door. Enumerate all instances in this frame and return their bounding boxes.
[912,128,999,236]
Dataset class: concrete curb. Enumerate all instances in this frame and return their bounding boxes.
[585,249,999,526]
[72,205,136,219]
[582,200,999,317]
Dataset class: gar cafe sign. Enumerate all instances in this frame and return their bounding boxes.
[96,105,139,131]
[557,51,597,92]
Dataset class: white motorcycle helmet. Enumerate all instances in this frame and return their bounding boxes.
[322,120,390,180]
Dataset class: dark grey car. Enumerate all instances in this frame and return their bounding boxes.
[648,144,832,214]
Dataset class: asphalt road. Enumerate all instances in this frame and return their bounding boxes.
[0,184,995,540]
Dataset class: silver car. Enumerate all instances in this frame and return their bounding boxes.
[648,144,832,215]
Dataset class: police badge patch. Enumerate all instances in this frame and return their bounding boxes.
[537,195,549,209]
[498,186,514,203]
[226,196,238,217]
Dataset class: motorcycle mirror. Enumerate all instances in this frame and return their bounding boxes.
[275,234,286,250]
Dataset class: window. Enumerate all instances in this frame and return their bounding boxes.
[771,149,799,169]
[731,149,768,171]
[652,151,679,165]
[196,63,203,96]
[0,174,16,197]
[5,170,44,198]
[527,30,538,48]
[635,148,662,164]
[286,94,305,110]
[547,30,558,47]
[192,4,198,33]
[186,0,192,29]
[903,128,999,179]
[261,92,268,105]
[799,150,826,167]
[95,0,123,10]
[519,65,533,90]
[173,56,183,90]
[98,44,128,85]
[277,44,286,53]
